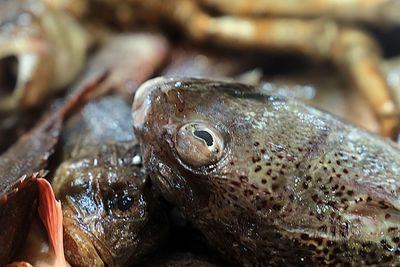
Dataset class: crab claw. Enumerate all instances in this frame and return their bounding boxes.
[0,0,88,112]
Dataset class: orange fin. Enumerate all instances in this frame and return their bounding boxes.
[37,178,69,267]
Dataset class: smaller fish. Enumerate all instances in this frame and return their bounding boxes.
[52,96,169,267]
[133,77,400,266]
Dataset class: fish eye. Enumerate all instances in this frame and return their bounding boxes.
[175,122,224,167]
[115,193,134,211]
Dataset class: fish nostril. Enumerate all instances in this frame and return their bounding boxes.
[0,55,18,97]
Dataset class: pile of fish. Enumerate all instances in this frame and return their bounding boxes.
[1,0,400,266]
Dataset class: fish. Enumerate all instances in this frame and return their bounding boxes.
[0,72,106,266]
[132,77,400,266]
[0,0,87,111]
[52,96,169,267]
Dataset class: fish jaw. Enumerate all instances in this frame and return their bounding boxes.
[62,207,112,267]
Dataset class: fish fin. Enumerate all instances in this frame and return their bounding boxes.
[37,178,70,267]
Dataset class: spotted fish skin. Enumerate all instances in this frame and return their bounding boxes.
[132,78,400,266]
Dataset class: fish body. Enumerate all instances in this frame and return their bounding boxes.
[133,78,400,266]
[52,96,169,267]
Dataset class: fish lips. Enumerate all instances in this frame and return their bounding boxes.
[62,206,115,267]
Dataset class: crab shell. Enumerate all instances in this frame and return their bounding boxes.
[0,0,88,111]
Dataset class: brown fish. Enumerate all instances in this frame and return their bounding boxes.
[52,96,169,267]
[132,77,400,266]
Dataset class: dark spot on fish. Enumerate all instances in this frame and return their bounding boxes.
[302,182,309,190]
[385,213,391,219]
[261,179,267,184]
[231,181,241,187]
[272,204,281,211]
[239,175,248,182]
[254,142,260,147]
[300,233,310,240]
[343,169,349,174]
[312,194,319,202]
[193,130,213,146]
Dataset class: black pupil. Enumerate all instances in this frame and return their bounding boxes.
[116,194,134,211]
[193,130,214,146]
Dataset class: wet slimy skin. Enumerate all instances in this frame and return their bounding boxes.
[52,96,169,267]
[133,78,400,266]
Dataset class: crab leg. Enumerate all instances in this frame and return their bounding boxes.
[167,1,398,136]
[200,0,400,25]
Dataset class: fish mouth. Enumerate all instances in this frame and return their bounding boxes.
[63,222,106,267]
[63,206,115,267]
[0,49,48,111]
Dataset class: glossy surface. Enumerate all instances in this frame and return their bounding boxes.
[52,96,169,267]
[0,72,105,266]
[133,77,400,266]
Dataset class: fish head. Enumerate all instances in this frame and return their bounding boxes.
[0,0,87,111]
[0,1,52,111]
[132,77,273,216]
[53,153,168,267]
